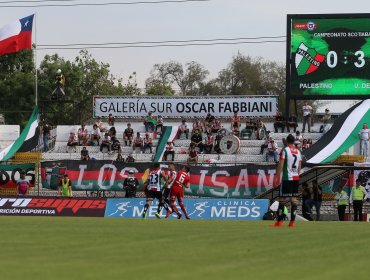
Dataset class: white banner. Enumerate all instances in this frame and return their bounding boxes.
[93,96,278,118]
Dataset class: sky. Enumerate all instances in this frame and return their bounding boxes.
[2,0,370,88]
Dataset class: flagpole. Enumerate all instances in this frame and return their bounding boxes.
[34,13,38,107]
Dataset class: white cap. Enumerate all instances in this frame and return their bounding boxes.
[57,69,62,74]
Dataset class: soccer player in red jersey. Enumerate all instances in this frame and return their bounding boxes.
[170,166,191,219]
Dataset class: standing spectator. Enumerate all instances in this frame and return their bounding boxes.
[192,117,204,135]
[187,144,198,164]
[295,131,303,151]
[256,118,266,140]
[265,139,279,163]
[80,146,90,160]
[214,130,224,154]
[126,153,135,163]
[163,141,175,161]
[108,113,115,126]
[100,133,112,153]
[124,170,139,198]
[320,108,331,133]
[58,174,72,197]
[155,115,164,135]
[16,171,31,197]
[133,132,144,153]
[350,178,368,221]
[231,112,241,134]
[191,129,204,153]
[302,182,313,221]
[42,123,51,152]
[143,133,153,153]
[67,130,78,152]
[274,111,286,133]
[335,185,349,221]
[179,119,190,139]
[116,153,124,162]
[260,131,271,155]
[302,101,313,133]
[287,112,298,133]
[123,123,134,146]
[358,123,370,157]
[77,124,89,146]
[91,124,101,145]
[95,117,106,132]
[203,132,214,154]
[144,111,156,132]
[204,113,215,134]
[311,180,322,221]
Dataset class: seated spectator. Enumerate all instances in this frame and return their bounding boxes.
[126,153,135,163]
[116,153,124,162]
[204,113,215,134]
[256,118,267,140]
[214,130,224,154]
[91,124,101,145]
[108,126,117,142]
[265,139,279,163]
[80,146,90,160]
[240,119,256,139]
[155,115,164,135]
[143,133,153,153]
[112,139,122,153]
[78,124,89,146]
[163,141,175,161]
[192,117,204,135]
[108,113,115,126]
[302,139,309,151]
[67,130,78,152]
[191,129,204,153]
[100,133,112,153]
[123,123,134,146]
[187,144,198,164]
[133,132,144,153]
[144,111,156,132]
[307,138,313,148]
[287,112,298,133]
[203,132,214,154]
[295,131,303,151]
[320,108,331,133]
[260,131,271,155]
[178,119,190,139]
[95,117,106,132]
[274,111,285,133]
[211,118,222,133]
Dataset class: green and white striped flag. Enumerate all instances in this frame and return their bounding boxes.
[153,126,179,162]
[0,106,39,162]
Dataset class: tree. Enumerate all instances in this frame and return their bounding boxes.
[147,61,209,96]
[145,79,174,96]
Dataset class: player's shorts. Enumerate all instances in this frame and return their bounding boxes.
[279,180,299,197]
[162,188,170,199]
[146,190,163,201]
[170,185,184,200]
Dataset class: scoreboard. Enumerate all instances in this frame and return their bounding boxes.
[287,14,370,99]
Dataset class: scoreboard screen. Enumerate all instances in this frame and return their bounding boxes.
[287,14,370,99]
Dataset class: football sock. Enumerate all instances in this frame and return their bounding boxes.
[277,203,285,222]
[143,203,149,215]
[157,203,163,214]
[291,204,297,222]
[180,203,189,218]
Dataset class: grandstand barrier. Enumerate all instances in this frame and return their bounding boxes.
[40,160,277,198]
[105,198,269,220]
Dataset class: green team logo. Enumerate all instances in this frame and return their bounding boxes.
[295,43,325,76]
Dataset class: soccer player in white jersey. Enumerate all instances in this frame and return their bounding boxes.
[271,134,302,227]
[142,163,170,219]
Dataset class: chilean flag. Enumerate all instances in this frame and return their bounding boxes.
[0,15,34,56]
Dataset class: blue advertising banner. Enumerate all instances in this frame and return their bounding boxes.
[105,198,269,220]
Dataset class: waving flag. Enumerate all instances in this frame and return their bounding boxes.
[0,15,34,56]
[0,106,39,162]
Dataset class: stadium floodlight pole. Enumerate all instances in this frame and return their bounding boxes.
[34,13,38,107]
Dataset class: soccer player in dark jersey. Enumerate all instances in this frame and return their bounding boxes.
[162,163,177,218]
[170,166,191,219]
[142,163,170,219]
[271,134,302,227]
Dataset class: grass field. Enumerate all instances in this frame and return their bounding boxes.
[0,217,369,280]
